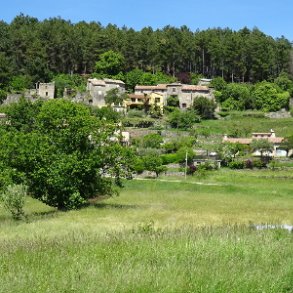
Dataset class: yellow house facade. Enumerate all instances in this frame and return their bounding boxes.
[149,92,164,114]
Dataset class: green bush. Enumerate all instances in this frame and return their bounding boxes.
[141,133,163,149]
[161,153,179,165]
[127,109,145,118]
[252,159,267,169]
[169,109,201,129]
[123,118,154,128]
[228,160,245,169]
[131,157,145,174]
[0,184,27,220]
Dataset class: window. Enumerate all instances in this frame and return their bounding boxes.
[45,92,48,97]
[155,98,160,103]
[131,98,136,102]
[182,103,187,108]
[172,88,176,92]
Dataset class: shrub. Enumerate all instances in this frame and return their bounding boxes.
[187,164,197,175]
[169,109,201,129]
[142,133,163,149]
[131,157,145,174]
[245,159,254,169]
[228,160,245,169]
[161,153,179,165]
[192,96,217,119]
[0,184,27,220]
[252,159,267,169]
[127,109,145,118]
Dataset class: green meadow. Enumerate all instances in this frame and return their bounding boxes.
[1,169,293,292]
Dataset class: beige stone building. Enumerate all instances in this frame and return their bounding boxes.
[87,78,125,107]
[37,82,55,99]
[134,82,212,109]
[125,92,164,113]
[223,130,287,157]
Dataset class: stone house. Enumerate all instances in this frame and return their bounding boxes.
[87,78,125,107]
[223,130,287,157]
[134,82,212,109]
[125,92,164,113]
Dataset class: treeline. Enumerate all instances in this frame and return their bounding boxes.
[0,14,292,90]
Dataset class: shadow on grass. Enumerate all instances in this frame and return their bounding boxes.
[94,202,140,210]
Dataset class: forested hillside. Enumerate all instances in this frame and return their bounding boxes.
[0,14,292,90]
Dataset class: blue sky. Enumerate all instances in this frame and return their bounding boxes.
[1,0,293,41]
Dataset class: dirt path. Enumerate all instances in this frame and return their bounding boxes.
[133,177,223,186]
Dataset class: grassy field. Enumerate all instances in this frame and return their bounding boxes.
[1,169,293,292]
[198,114,293,137]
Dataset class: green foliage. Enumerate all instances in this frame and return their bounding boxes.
[190,73,204,85]
[274,72,293,96]
[143,154,167,177]
[176,147,195,164]
[1,97,43,132]
[219,83,253,111]
[127,109,145,118]
[0,89,7,103]
[160,153,179,165]
[228,160,245,169]
[125,68,144,91]
[95,50,125,75]
[141,133,163,149]
[163,136,196,153]
[252,81,290,112]
[192,96,217,119]
[130,157,145,174]
[166,96,179,107]
[53,74,86,98]
[0,16,291,85]
[227,121,252,138]
[10,75,32,92]
[222,142,246,161]
[280,135,293,156]
[123,117,154,128]
[210,77,227,91]
[168,109,201,129]
[251,139,273,158]
[0,184,27,220]
[140,72,176,85]
[90,106,122,122]
[104,88,125,106]
[0,99,132,210]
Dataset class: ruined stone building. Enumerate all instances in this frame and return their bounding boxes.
[87,78,125,107]
[36,82,55,99]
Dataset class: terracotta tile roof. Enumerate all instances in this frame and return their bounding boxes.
[88,78,125,86]
[252,132,272,135]
[268,137,284,143]
[182,85,209,91]
[135,84,167,90]
[104,78,125,85]
[135,85,156,90]
[223,136,284,144]
[128,94,148,99]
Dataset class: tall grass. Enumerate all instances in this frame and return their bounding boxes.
[1,226,292,292]
[0,169,292,292]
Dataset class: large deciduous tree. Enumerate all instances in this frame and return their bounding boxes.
[0,99,131,210]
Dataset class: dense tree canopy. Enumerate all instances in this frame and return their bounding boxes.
[0,14,292,93]
[0,99,132,209]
